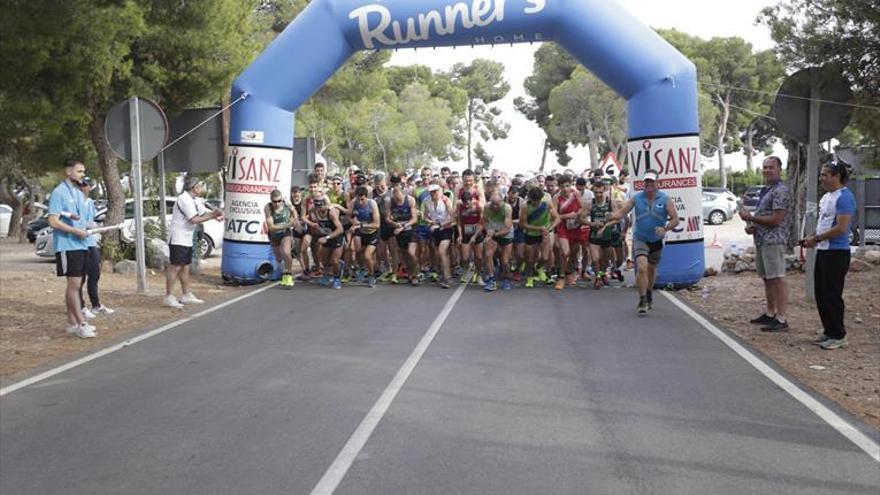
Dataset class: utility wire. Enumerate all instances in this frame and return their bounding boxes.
[160,93,249,153]
[699,81,880,112]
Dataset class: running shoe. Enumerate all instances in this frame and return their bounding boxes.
[593,278,602,290]
[536,267,549,283]
[332,278,342,290]
[614,269,624,282]
[471,272,480,284]
[749,313,775,325]
[410,277,420,286]
[429,272,439,282]
[297,270,311,282]
[811,335,830,346]
[320,274,331,286]
[820,338,848,350]
[368,277,377,288]
[637,300,649,315]
[501,279,512,291]
[524,277,535,288]
[554,278,565,291]
[94,305,115,315]
[74,323,97,338]
[484,278,496,292]
[512,271,522,282]
[180,292,205,304]
[378,271,393,282]
[439,278,450,289]
[390,274,399,284]
[163,295,184,309]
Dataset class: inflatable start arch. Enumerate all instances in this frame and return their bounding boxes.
[221,0,705,287]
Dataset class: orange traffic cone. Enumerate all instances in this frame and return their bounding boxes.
[708,232,723,248]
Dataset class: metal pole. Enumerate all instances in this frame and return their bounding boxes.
[804,70,820,302]
[158,152,168,239]
[129,96,147,293]
[858,176,866,247]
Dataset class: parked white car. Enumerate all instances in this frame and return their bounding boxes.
[121,198,224,258]
[35,198,223,258]
[0,204,12,238]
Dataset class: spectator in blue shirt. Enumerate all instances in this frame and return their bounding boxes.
[78,177,114,319]
[800,157,857,350]
[47,159,95,338]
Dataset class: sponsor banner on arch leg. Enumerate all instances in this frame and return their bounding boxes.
[628,134,703,243]
[224,145,292,242]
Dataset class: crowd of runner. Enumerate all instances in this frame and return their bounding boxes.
[265,163,678,315]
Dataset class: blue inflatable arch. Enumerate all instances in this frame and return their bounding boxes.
[222,0,705,287]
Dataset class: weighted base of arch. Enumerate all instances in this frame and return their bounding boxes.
[221,240,282,284]
[654,241,705,288]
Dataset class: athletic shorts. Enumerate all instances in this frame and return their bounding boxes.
[462,232,485,245]
[415,225,432,242]
[292,228,306,240]
[432,227,454,245]
[321,236,344,250]
[380,224,396,241]
[359,230,379,247]
[756,243,786,279]
[270,231,292,246]
[513,227,525,244]
[633,239,664,265]
[556,228,585,243]
[168,245,194,266]
[524,234,544,246]
[55,249,88,277]
[396,230,416,248]
[492,235,513,246]
[590,238,613,248]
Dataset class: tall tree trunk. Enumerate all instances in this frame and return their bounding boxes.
[89,110,125,242]
[716,94,731,190]
[0,176,23,239]
[784,139,806,250]
[745,120,755,173]
[466,100,474,171]
[539,138,548,172]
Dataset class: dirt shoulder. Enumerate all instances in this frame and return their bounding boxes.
[0,239,265,384]
[678,270,880,430]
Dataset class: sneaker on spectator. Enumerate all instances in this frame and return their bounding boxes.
[75,323,97,339]
[179,292,205,304]
[66,323,79,334]
[820,338,848,350]
[94,305,115,315]
[164,295,184,309]
[81,307,96,319]
[811,335,830,346]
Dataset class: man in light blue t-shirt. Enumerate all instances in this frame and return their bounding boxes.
[47,159,96,338]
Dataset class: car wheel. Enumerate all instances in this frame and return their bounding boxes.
[197,235,214,258]
[709,210,726,225]
[848,229,857,246]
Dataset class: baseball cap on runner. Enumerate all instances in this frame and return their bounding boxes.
[643,170,659,182]
[427,184,441,192]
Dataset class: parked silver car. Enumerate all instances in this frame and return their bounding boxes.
[702,191,737,225]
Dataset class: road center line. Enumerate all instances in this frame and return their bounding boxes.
[0,283,279,397]
[309,282,467,495]
[661,291,880,462]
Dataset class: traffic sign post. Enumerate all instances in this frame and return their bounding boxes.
[105,97,169,294]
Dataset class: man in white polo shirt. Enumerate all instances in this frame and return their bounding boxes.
[164,176,223,308]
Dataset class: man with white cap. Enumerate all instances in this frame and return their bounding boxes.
[605,169,679,315]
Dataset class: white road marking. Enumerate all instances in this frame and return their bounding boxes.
[661,291,880,462]
[310,283,468,495]
[0,283,279,397]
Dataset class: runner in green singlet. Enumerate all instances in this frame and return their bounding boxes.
[265,189,297,287]
[521,186,560,288]
[482,185,514,291]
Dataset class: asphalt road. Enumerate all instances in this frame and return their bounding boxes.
[1,281,878,494]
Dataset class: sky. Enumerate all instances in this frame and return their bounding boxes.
[387,0,786,176]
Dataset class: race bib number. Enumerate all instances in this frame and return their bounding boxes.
[464,224,478,234]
